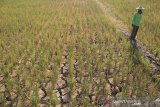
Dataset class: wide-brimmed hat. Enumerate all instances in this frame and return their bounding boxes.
[136,5,145,10]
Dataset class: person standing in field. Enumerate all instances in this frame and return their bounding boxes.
[129,5,145,40]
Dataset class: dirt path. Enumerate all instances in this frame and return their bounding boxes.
[95,0,160,74]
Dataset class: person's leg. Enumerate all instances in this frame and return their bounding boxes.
[130,25,136,40]
[132,26,139,39]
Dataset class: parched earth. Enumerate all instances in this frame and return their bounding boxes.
[0,0,160,107]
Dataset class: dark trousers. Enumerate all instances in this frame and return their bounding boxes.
[130,24,139,40]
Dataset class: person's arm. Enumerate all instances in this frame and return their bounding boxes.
[132,13,136,25]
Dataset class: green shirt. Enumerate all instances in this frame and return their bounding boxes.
[132,13,142,26]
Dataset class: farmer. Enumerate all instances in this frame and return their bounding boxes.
[130,5,145,40]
